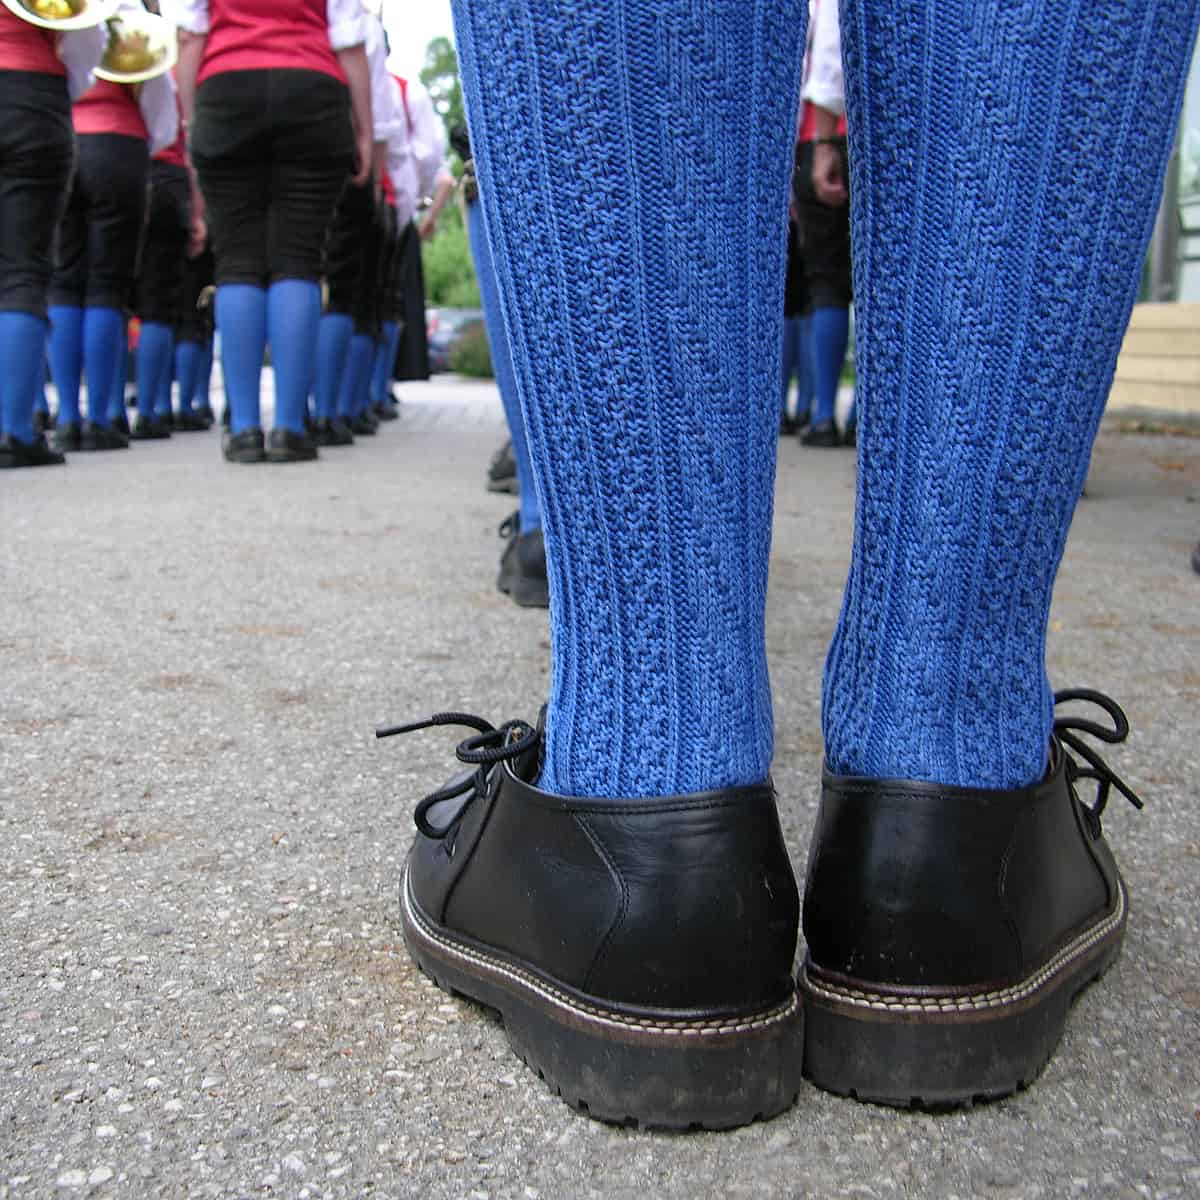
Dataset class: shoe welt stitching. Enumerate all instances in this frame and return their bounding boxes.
[802,881,1126,1014]
[403,870,799,1039]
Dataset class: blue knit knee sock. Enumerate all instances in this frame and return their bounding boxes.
[267,280,321,434]
[83,307,124,428]
[48,305,83,427]
[796,313,814,417]
[215,284,267,434]
[0,312,48,442]
[338,334,373,418]
[822,0,1200,790]
[136,322,173,420]
[466,199,541,532]
[370,320,400,406]
[810,306,848,426]
[454,0,806,796]
[195,342,213,410]
[316,313,353,421]
[176,341,202,413]
[109,343,127,424]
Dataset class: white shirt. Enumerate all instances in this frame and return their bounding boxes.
[58,25,105,102]
[140,69,180,155]
[800,0,844,117]
[404,79,449,201]
[160,0,367,51]
[366,14,403,143]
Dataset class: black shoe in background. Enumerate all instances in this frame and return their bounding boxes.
[222,427,266,463]
[496,511,550,608]
[195,404,215,429]
[78,422,129,451]
[347,411,378,436]
[174,409,210,432]
[372,400,399,422]
[779,412,797,437]
[33,410,56,434]
[312,417,355,447]
[487,438,518,494]
[111,411,131,436]
[267,427,318,463]
[0,433,67,469]
[130,414,172,441]
[800,419,840,448]
[54,421,82,453]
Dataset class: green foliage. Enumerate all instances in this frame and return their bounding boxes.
[449,322,494,378]
[420,36,466,174]
[421,202,481,308]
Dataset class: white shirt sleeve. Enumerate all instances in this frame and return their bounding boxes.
[139,70,180,156]
[159,0,209,35]
[801,0,845,117]
[367,19,404,141]
[57,25,105,101]
[327,0,367,51]
[407,82,447,200]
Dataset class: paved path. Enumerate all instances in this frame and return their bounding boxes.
[2,376,1198,1199]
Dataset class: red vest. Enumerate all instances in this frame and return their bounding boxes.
[199,0,345,85]
[74,80,148,140]
[0,6,65,77]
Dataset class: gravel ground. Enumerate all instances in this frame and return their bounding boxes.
[1,377,1198,1199]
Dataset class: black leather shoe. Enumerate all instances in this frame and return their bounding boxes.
[372,399,399,422]
[799,689,1142,1108]
[800,419,840,448]
[195,404,215,429]
[347,411,378,436]
[174,409,210,432]
[779,412,797,437]
[222,427,266,463]
[496,511,549,608]
[312,416,355,447]
[111,411,131,435]
[54,421,82,452]
[78,421,129,451]
[0,433,67,468]
[130,414,172,440]
[267,427,318,463]
[382,712,804,1130]
[486,438,518,494]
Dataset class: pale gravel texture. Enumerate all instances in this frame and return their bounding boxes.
[1,376,1198,1199]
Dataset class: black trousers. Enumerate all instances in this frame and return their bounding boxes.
[324,176,384,335]
[394,221,430,380]
[192,68,354,286]
[792,138,853,310]
[0,71,74,318]
[135,161,191,326]
[50,132,149,311]
[378,203,404,325]
[178,245,215,345]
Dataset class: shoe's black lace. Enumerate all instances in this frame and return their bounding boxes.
[497,511,519,541]
[376,712,538,840]
[1053,688,1143,833]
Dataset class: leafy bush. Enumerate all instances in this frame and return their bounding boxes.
[421,204,481,308]
[449,322,494,378]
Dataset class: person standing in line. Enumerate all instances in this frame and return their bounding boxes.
[49,1,177,455]
[165,0,373,464]
[780,198,814,436]
[173,238,215,428]
[382,0,1199,1131]
[0,4,103,468]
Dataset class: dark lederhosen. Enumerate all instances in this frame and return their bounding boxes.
[324,176,384,336]
[50,132,150,311]
[784,214,810,319]
[190,68,354,286]
[377,200,402,326]
[0,70,74,319]
[177,244,214,345]
[393,220,429,379]
[135,161,191,326]
[792,138,852,310]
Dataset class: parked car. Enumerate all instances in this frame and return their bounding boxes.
[427,307,485,374]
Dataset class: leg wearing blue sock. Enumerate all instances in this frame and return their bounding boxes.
[466,198,541,531]
[822,0,1200,790]
[136,322,173,420]
[339,334,374,419]
[371,320,400,406]
[176,341,203,414]
[454,0,807,797]
[215,284,267,435]
[267,280,321,434]
[34,378,50,418]
[0,311,49,442]
[109,342,128,425]
[810,306,848,426]
[195,341,214,411]
[316,313,353,421]
[796,313,814,417]
[48,305,83,427]
[82,307,125,428]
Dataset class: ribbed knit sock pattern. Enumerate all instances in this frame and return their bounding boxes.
[454,0,807,797]
[136,323,173,420]
[466,199,540,531]
[48,305,83,427]
[0,312,47,442]
[83,307,124,428]
[810,306,848,425]
[823,0,1200,790]
[267,281,321,434]
[216,285,266,435]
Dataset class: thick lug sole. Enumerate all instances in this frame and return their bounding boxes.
[401,868,804,1131]
[800,883,1127,1108]
[496,568,549,608]
[486,477,519,495]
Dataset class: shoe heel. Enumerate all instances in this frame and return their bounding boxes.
[800,934,1124,1108]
